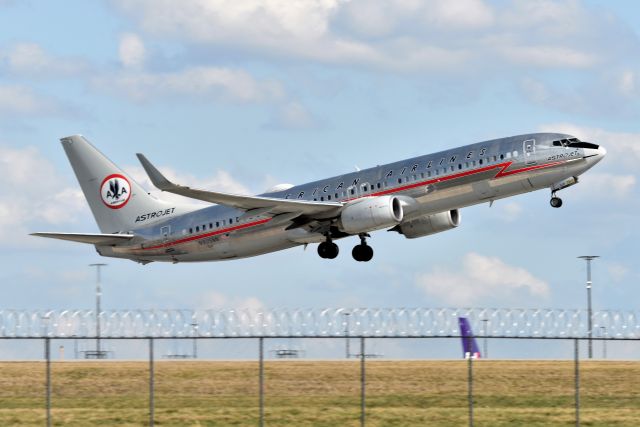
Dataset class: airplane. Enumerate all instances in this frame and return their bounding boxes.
[32,133,606,263]
[458,317,481,359]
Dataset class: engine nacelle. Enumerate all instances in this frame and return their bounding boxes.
[338,196,403,234]
[391,209,461,239]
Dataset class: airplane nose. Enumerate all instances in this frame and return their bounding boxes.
[597,146,607,157]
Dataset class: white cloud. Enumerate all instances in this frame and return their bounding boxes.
[3,42,88,77]
[0,85,61,116]
[500,45,596,68]
[574,173,636,199]
[416,253,550,306]
[111,0,621,73]
[127,164,252,206]
[499,202,523,222]
[0,145,89,245]
[119,33,146,69]
[94,66,285,103]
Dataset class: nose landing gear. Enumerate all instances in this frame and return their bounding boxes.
[550,191,563,208]
[352,234,374,262]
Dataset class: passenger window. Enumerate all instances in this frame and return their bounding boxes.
[506,152,511,159]
[377,183,381,189]
[450,165,454,172]
[479,159,483,165]
[189,228,193,234]
[420,172,424,179]
[196,226,199,232]
[216,222,219,227]
[458,164,462,170]
[500,154,504,160]
[229,218,233,224]
[398,178,402,184]
[493,155,497,161]
[363,185,368,192]
[209,223,213,229]
[320,196,324,201]
[335,193,338,199]
[222,220,226,225]
[427,171,431,177]
[327,195,332,200]
[350,189,355,195]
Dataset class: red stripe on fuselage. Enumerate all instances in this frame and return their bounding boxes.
[140,158,570,251]
[142,217,272,251]
[350,159,567,201]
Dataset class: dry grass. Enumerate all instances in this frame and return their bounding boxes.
[0,360,638,426]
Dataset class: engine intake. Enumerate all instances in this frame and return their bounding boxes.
[338,196,403,234]
[391,210,461,239]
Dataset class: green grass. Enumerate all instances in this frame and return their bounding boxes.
[0,360,638,426]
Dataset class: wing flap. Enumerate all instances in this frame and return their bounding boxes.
[31,232,135,245]
[136,153,342,216]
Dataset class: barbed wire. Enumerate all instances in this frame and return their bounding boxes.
[0,308,638,338]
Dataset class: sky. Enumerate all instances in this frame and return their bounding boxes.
[1,1,639,359]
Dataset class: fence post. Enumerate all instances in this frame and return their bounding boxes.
[467,336,474,427]
[149,338,155,427]
[45,337,51,427]
[574,339,580,427]
[360,337,366,427]
[259,337,265,427]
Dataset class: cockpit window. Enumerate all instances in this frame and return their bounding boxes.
[551,138,598,150]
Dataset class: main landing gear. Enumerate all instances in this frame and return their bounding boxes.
[550,191,563,208]
[317,237,339,259]
[317,234,374,262]
[352,234,374,262]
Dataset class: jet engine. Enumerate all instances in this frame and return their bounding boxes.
[390,209,460,239]
[338,196,403,234]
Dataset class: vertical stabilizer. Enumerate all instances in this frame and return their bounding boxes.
[458,317,481,359]
[61,135,193,233]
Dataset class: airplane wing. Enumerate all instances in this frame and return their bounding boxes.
[31,232,135,245]
[136,154,343,216]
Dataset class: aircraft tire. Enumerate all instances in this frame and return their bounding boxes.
[550,197,563,208]
[352,244,374,262]
[319,241,339,259]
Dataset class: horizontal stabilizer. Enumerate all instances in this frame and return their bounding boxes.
[136,153,342,216]
[31,232,135,245]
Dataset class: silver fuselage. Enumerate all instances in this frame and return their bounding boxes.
[97,133,605,263]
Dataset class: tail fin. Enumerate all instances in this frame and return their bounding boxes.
[61,135,192,233]
[458,317,481,359]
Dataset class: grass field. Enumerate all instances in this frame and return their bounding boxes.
[0,360,639,426]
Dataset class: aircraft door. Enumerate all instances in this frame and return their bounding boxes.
[523,139,537,165]
[160,226,170,242]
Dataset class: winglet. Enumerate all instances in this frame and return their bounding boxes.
[136,153,175,191]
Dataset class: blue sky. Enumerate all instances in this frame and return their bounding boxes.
[1,1,639,358]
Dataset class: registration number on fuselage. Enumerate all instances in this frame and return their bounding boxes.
[547,150,579,161]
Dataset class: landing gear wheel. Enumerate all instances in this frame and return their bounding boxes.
[317,241,339,259]
[550,197,563,208]
[352,234,374,262]
[352,244,374,262]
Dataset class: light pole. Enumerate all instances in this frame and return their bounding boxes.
[578,256,599,359]
[89,263,107,358]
